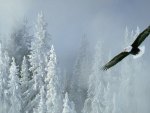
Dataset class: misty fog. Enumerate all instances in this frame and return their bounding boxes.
[0,0,150,113]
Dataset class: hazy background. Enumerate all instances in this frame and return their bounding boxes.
[0,0,150,69]
[0,0,150,112]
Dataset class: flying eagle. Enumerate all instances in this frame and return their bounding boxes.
[102,25,150,70]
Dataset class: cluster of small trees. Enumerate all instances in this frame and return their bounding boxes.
[0,12,76,113]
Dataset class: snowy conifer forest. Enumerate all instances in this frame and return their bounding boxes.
[0,11,149,113]
[1,1,150,113]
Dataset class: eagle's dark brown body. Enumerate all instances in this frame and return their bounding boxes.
[130,47,140,55]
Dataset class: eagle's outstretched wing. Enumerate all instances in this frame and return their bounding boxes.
[102,52,130,70]
[132,26,150,48]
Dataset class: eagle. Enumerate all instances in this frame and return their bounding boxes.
[102,25,150,70]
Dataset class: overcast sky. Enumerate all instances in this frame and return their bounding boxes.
[0,0,150,68]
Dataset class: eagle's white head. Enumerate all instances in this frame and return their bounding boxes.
[124,46,132,52]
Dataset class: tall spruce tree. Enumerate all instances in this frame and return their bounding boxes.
[20,56,33,113]
[0,43,10,113]
[83,40,114,113]
[8,58,21,113]
[62,92,76,113]
[70,36,90,113]
[82,41,103,113]
[45,45,63,113]
[37,86,47,113]
[20,56,30,93]
[29,11,51,90]
[28,12,51,112]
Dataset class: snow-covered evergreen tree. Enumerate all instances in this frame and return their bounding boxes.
[0,43,10,113]
[37,86,47,113]
[28,12,51,112]
[20,56,30,93]
[45,45,63,113]
[90,82,105,113]
[103,83,114,113]
[62,92,76,113]
[2,51,10,113]
[70,36,91,113]
[20,56,33,113]
[83,40,115,113]
[85,78,114,113]
[82,41,103,113]
[8,58,22,113]
[29,11,51,90]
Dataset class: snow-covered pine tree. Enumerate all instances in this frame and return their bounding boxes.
[8,58,21,113]
[20,56,30,94]
[29,11,51,90]
[37,86,47,113]
[0,43,10,113]
[2,51,10,113]
[62,92,76,113]
[70,35,91,113]
[20,56,34,113]
[103,83,114,113]
[90,82,104,113]
[82,41,103,113]
[83,40,114,113]
[87,79,113,113]
[28,12,51,112]
[45,45,63,113]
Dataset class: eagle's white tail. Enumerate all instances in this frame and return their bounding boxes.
[133,46,145,59]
